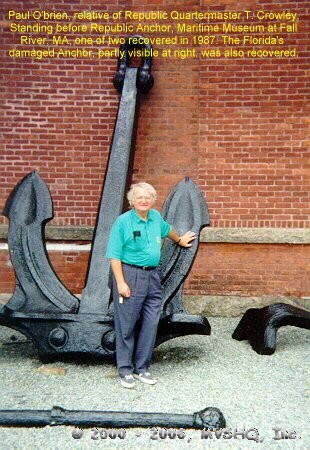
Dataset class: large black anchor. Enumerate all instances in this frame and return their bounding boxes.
[0,36,211,362]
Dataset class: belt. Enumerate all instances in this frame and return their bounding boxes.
[123,263,157,271]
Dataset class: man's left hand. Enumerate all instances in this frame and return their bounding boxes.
[179,231,196,247]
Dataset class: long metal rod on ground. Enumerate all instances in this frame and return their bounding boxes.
[0,406,226,429]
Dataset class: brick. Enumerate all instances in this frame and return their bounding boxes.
[0,0,309,298]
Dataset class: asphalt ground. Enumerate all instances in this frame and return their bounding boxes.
[0,317,309,450]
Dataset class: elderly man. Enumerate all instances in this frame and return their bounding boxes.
[106,182,195,388]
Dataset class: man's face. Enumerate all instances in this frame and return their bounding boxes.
[132,187,154,216]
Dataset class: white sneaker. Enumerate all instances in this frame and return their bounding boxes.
[120,374,135,388]
[133,372,158,385]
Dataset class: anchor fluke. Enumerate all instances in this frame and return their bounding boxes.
[3,171,79,314]
[159,177,210,315]
[154,177,211,345]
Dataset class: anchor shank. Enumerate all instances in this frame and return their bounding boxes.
[80,68,139,314]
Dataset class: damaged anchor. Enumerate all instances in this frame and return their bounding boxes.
[0,36,211,362]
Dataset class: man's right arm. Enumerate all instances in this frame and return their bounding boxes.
[110,259,131,298]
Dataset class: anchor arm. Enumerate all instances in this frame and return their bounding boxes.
[3,171,79,314]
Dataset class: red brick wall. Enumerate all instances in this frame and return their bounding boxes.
[0,0,309,301]
[184,243,310,298]
[198,57,309,228]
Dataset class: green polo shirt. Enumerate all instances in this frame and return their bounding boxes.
[106,209,172,267]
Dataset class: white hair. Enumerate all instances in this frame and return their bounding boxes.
[127,182,157,207]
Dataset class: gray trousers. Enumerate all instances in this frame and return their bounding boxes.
[113,264,162,377]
